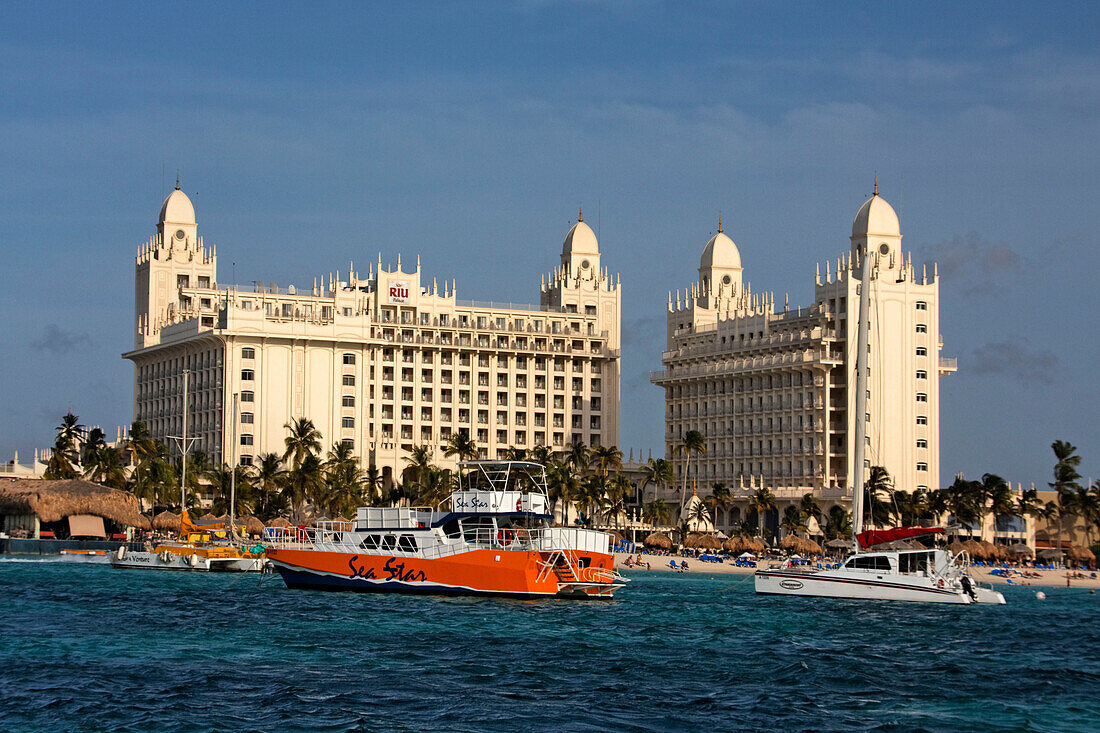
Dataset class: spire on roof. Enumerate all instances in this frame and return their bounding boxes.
[175,171,180,191]
[578,204,583,222]
[873,173,878,197]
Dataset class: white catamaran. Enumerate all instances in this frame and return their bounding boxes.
[755,212,1005,605]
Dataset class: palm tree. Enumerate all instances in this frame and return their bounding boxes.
[799,492,822,532]
[643,499,671,527]
[707,483,733,531]
[282,417,322,469]
[781,504,807,536]
[935,474,982,540]
[749,486,777,537]
[864,465,894,529]
[527,445,554,466]
[825,505,852,540]
[591,445,623,476]
[84,446,127,490]
[980,473,1013,543]
[324,441,364,518]
[283,453,324,521]
[443,432,478,480]
[364,464,384,506]
[674,430,706,520]
[546,460,579,523]
[253,452,286,518]
[81,427,107,471]
[209,464,255,517]
[404,444,435,486]
[565,441,591,476]
[410,466,453,508]
[44,412,83,479]
[503,446,528,461]
[578,473,610,526]
[641,457,673,504]
[1050,440,1082,551]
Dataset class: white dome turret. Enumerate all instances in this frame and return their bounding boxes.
[852,187,899,237]
[700,230,741,270]
[159,179,196,225]
[562,219,598,256]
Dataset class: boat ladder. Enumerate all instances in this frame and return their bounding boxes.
[536,549,623,597]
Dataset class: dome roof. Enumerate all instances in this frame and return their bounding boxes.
[562,220,598,255]
[159,188,195,225]
[700,230,741,271]
[852,193,899,237]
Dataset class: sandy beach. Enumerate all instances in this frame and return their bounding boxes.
[614,553,1100,589]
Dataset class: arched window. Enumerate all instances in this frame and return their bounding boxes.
[916,370,927,379]
[915,324,928,333]
[343,353,356,365]
[241,391,254,402]
[916,462,928,471]
[241,369,254,381]
[916,347,927,356]
[241,347,255,359]
[915,301,927,311]
[916,392,928,402]
[342,416,355,429]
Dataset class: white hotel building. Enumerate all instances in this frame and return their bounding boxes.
[125,185,620,483]
[652,189,955,526]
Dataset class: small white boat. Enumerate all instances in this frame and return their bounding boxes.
[755,539,1005,604]
[110,543,264,572]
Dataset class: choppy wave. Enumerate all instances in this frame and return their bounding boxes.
[0,563,1097,731]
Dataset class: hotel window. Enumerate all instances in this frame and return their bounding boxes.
[916,370,927,379]
[343,353,356,365]
[242,347,255,359]
[916,416,928,425]
[342,438,354,449]
[916,462,928,471]
[343,375,356,387]
[342,417,355,429]
[239,455,253,466]
[342,307,353,317]
[177,275,190,288]
[281,303,293,318]
[241,391,254,402]
[916,393,928,402]
[916,301,927,311]
[916,347,927,356]
[241,369,254,381]
[240,434,254,446]
[915,324,927,333]
[917,439,928,448]
[477,316,487,329]
[240,412,254,424]
[198,276,210,289]
[342,396,355,408]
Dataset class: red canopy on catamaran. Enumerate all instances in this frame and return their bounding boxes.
[856,526,945,549]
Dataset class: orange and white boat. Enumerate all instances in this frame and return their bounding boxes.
[265,461,626,599]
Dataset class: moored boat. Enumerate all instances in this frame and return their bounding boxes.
[110,510,265,572]
[265,461,626,599]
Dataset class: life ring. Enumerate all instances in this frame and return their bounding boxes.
[116,546,126,560]
[515,498,523,512]
[936,578,945,589]
[497,528,516,546]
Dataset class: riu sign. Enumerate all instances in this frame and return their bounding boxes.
[388,280,410,304]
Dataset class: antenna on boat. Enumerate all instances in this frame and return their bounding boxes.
[167,370,196,520]
[230,391,238,542]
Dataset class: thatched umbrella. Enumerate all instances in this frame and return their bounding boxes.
[824,538,850,552]
[266,517,292,528]
[1036,548,1064,561]
[242,515,266,536]
[1066,545,1096,563]
[200,513,218,521]
[684,532,722,551]
[723,536,745,553]
[152,510,181,532]
[947,540,967,555]
[743,537,766,552]
[799,537,822,555]
[1007,543,1033,557]
[643,531,672,550]
[779,534,800,551]
[0,478,150,529]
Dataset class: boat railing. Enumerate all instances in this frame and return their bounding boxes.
[264,525,613,558]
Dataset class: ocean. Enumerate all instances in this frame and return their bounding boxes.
[1,558,1097,732]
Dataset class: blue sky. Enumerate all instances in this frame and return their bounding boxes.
[1,2,1097,488]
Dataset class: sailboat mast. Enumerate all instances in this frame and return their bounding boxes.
[181,369,189,513]
[230,391,238,541]
[851,251,873,551]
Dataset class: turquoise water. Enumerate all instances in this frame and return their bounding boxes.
[1,559,1098,732]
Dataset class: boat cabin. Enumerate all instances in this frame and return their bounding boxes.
[842,549,944,576]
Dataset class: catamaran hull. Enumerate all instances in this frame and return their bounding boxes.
[755,570,973,604]
[109,548,264,573]
[267,547,621,599]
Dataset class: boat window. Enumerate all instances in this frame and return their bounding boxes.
[899,552,931,574]
[848,556,891,571]
[397,535,418,552]
[360,534,380,550]
[380,534,397,551]
[875,556,892,571]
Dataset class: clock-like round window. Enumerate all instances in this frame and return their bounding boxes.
[879,243,890,255]
[581,259,590,269]
[175,229,186,240]
[722,275,732,284]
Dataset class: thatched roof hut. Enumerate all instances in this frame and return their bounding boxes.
[1007,543,1033,557]
[643,531,672,550]
[1066,545,1096,563]
[243,515,266,536]
[684,532,722,550]
[780,535,821,555]
[722,536,745,553]
[266,517,292,528]
[742,537,767,553]
[824,538,851,552]
[0,478,150,529]
[1037,547,1065,561]
[152,510,181,532]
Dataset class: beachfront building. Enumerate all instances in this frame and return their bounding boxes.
[651,187,956,533]
[124,184,621,484]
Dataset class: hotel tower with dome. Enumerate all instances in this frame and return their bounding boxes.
[124,184,621,484]
[651,186,955,531]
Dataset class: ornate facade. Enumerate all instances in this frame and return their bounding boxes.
[652,188,955,530]
[124,185,621,482]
